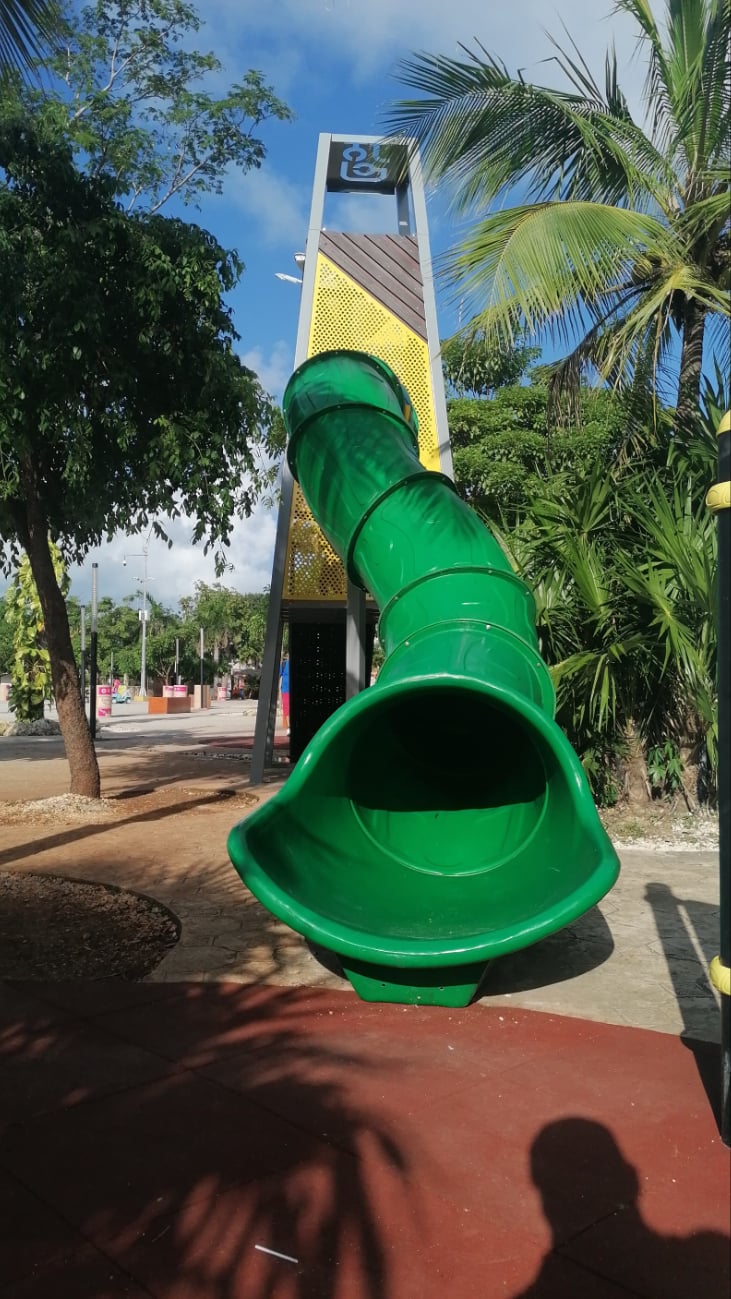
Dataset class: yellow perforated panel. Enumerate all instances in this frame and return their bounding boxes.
[284,487,348,601]
[284,252,442,603]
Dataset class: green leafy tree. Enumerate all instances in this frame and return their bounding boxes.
[389,0,730,429]
[187,582,242,666]
[0,1,291,794]
[142,604,184,687]
[180,583,269,666]
[169,621,215,686]
[23,0,293,213]
[448,373,637,524]
[94,595,145,683]
[5,544,68,721]
[0,1,59,75]
[234,593,268,665]
[0,67,287,794]
[442,330,538,397]
[0,591,13,672]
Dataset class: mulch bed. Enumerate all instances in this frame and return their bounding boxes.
[0,872,180,980]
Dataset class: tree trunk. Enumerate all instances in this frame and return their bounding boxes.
[675,301,707,436]
[622,725,651,809]
[17,484,101,798]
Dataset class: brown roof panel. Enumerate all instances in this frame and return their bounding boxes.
[319,232,427,339]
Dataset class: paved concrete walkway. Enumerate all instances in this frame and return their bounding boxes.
[142,843,722,1044]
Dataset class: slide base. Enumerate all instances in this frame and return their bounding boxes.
[340,956,492,1007]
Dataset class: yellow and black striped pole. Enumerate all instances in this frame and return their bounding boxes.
[707,408,730,1144]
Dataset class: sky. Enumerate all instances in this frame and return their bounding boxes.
[60,0,652,609]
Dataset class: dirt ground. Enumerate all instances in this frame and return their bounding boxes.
[0,734,292,981]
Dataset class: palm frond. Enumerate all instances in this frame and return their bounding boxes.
[387,48,673,210]
[389,0,730,419]
[678,189,731,242]
[443,201,675,344]
[612,0,676,150]
[600,260,730,385]
[0,0,59,74]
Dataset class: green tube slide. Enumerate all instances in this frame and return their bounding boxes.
[228,350,620,1007]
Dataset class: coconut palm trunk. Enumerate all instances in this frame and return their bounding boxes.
[676,302,709,436]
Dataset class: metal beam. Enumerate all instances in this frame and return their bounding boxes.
[345,580,368,698]
[250,135,331,785]
[408,145,453,478]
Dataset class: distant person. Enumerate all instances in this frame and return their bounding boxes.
[512,1118,729,1297]
[279,654,290,735]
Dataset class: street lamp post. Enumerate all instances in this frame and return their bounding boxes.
[79,607,86,699]
[89,563,99,740]
[123,531,154,698]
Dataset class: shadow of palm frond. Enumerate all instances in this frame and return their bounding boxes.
[0,981,415,1299]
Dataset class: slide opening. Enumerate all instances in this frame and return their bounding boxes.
[343,685,549,877]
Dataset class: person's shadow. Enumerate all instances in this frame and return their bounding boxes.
[512,1118,729,1298]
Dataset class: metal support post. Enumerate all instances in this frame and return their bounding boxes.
[345,580,367,699]
[249,462,291,784]
[123,532,152,697]
[707,409,730,1144]
[250,133,331,786]
[139,555,148,698]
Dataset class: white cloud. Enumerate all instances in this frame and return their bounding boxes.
[67,506,278,609]
[212,0,649,107]
[325,190,400,235]
[240,338,294,400]
[227,166,309,248]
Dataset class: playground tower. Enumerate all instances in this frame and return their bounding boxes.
[251,135,452,780]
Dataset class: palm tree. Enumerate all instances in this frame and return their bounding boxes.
[0,1,59,75]
[496,451,718,804]
[387,0,730,430]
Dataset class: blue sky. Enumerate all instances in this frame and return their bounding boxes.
[63,0,651,609]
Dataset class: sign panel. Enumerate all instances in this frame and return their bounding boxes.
[326,139,407,194]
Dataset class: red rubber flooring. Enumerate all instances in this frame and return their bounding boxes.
[0,980,728,1299]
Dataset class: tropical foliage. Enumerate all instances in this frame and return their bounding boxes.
[178,584,269,668]
[19,0,292,214]
[391,1,728,807]
[0,592,12,669]
[62,583,271,693]
[389,0,731,428]
[448,378,635,523]
[444,328,722,805]
[480,397,720,806]
[4,543,67,720]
